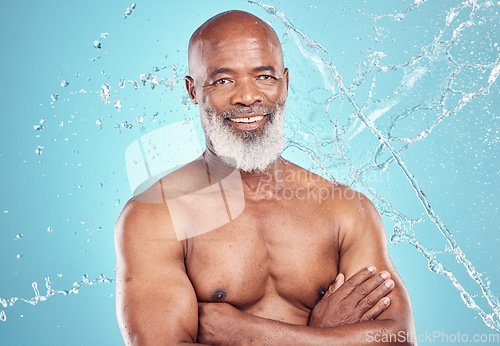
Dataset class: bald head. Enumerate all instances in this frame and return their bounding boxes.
[188,10,284,80]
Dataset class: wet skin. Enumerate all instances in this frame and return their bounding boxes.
[115,10,415,346]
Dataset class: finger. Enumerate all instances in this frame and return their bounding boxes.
[336,266,377,298]
[356,278,394,314]
[347,270,392,302]
[322,273,345,300]
[331,273,344,293]
[360,296,391,321]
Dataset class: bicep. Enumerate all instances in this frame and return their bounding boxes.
[337,194,413,324]
[115,200,198,345]
[338,198,391,277]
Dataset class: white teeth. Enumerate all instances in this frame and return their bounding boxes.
[229,115,264,123]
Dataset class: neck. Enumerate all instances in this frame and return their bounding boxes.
[203,147,286,196]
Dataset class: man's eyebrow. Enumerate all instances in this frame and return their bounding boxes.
[210,67,233,78]
[209,65,278,78]
[253,65,277,73]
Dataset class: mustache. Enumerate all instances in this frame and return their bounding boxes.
[204,100,286,121]
[219,106,275,119]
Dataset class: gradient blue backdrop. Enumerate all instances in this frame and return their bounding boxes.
[0,0,498,344]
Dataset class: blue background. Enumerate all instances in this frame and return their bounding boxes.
[0,0,498,344]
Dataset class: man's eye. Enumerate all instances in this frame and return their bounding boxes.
[259,75,275,80]
[215,78,229,85]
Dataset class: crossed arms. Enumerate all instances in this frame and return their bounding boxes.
[115,192,415,345]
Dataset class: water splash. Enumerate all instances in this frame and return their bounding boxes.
[247,0,499,330]
[0,275,114,322]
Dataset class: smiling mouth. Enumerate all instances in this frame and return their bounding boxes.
[227,115,265,123]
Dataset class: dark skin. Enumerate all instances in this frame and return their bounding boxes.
[115,10,415,345]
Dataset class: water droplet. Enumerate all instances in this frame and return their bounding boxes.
[51,93,59,102]
[114,100,122,110]
[129,80,139,89]
[34,118,45,131]
[61,80,69,87]
[116,199,120,206]
[3,210,8,214]
[119,78,125,88]
[98,183,103,188]
[16,254,22,260]
[35,146,44,155]
[390,233,401,244]
[100,84,110,103]
[0,310,6,321]
[93,40,101,49]
[99,33,109,39]
[57,273,63,278]
[164,77,175,90]
[47,227,53,233]
[16,233,23,240]
[96,118,103,129]
[124,3,136,18]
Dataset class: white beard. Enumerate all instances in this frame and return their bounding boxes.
[200,102,285,172]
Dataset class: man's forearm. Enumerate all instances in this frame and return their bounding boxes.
[199,308,414,346]
[240,314,414,346]
[197,268,415,345]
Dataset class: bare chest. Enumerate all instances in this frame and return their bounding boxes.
[184,201,339,317]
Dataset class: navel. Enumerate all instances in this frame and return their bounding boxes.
[211,289,227,302]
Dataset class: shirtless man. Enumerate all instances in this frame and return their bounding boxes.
[115,10,415,345]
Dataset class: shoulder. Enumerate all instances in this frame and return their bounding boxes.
[114,195,175,249]
[284,160,373,213]
[114,188,186,268]
[325,185,386,249]
[286,161,383,234]
[116,156,211,241]
[330,185,378,216]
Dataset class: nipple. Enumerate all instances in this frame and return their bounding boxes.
[212,289,227,302]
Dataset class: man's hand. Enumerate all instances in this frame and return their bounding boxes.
[198,302,252,345]
[308,266,394,328]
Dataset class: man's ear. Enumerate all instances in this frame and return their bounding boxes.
[283,68,289,91]
[185,76,198,104]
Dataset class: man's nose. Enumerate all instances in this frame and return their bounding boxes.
[230,80,264,106]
